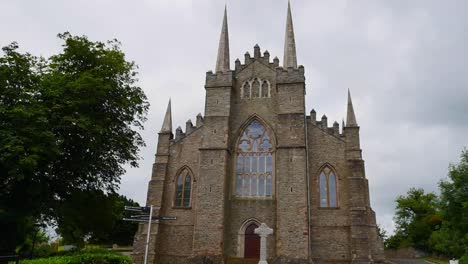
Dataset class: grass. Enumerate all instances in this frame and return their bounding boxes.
[19,250,131,264]
[424,257,450,264]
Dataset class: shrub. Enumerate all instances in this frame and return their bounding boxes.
[460,252,468,264]
[20,251,131,264]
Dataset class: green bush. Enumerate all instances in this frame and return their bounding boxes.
[460,252,468,264]
[20,251,131,264]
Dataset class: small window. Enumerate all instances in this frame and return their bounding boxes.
[174,168,192,208]
[319,165,338,208]
[261,81,269,98]
[252,79,260,98]
[243,82,250,99]
[241,78,271,99]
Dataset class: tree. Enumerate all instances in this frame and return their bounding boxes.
[388,188,441,251]
[0,33,148,254]
[431,149,468,257]
[56,191,139,246]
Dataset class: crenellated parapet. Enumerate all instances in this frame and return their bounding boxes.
[309,109,345,139]
[171,114,205,143]
[276,65,305,84]
[205,70,233,88]
[234,45,279,72]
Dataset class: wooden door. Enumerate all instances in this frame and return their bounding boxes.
[244,223,260,259]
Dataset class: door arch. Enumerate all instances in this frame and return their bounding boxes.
[244,223,260,259]
[237,218,262,258]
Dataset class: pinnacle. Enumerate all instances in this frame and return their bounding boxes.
[160,99,172,133]
[346,89,358,127]
[283,0,297,68]
[215,6,230,72]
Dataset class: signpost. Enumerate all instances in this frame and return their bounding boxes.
[124,205,176,264]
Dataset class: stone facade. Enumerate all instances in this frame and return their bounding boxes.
[132,3,384,264]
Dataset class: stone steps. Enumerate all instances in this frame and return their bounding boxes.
[226,257,260,264]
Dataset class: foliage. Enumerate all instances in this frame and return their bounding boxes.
[391,188,441,251]
[385,231,411,250]
[436,149,468,257]
[385,149,468,259]
[0,33,148,254]
[19,251,131,264]
[56,191,139,246]
[16,229,50,258]
[460,252,468,264]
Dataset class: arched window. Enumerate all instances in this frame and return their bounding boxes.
[175,168,192,208]
[236,120,274,197]
[241,78,271,99]
[261,80,269,98]
[319,166,337,208]
[251,79,260,98]
[242,82,250,99]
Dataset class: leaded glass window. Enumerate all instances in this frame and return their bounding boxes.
[175,168,192,208]
[236,120,274,197]
[319,166,338,208]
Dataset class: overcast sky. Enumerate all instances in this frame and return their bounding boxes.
[2,0,467,234]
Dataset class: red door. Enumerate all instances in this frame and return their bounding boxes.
[244,223,260,259]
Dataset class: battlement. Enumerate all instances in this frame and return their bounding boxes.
[205,70,233,88]
[309,109,344,138]
[172,113,204,142]
[234,45,280,73]
[276,65,305,84]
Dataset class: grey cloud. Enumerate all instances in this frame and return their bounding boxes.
[2,0,467,235]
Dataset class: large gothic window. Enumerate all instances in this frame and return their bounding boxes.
[236,120,274,197]
[319,166,337,207]
[175,168,192,208]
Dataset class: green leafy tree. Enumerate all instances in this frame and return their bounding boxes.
[104,195,140,246]
[0,33,148,254]
[56,191,139,246]
[388,188,441,251]
[431,149,468,257]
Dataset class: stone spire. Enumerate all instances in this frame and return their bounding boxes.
[215,5,230,72]
[160,99,172,133]
[283,0,297,68]
[346,89,358,127]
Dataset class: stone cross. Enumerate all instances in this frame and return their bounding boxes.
[254,223,273,264]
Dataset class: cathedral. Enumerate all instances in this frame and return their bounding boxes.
[132,2,384,264]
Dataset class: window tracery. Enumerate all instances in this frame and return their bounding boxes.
[235,120,274,197]
[319,166,337,208]
[175,168,192,208]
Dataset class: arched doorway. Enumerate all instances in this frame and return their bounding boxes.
[244,223,260,259]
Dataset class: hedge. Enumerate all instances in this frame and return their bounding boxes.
[20,251,131,264]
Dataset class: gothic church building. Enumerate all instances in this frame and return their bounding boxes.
[132,2,384,264]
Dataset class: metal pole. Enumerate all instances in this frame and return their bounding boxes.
[143,205,153,264]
